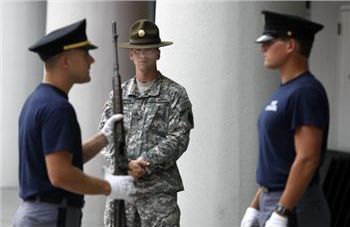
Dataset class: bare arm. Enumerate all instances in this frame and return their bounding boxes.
[45,150,110,195]
[82,133,108,163]
[249,188,262,209]
[278,125,322,210]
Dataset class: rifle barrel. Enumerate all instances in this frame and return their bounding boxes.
[111,20,127,227]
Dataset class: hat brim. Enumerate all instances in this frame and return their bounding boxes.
[255,34,274,43]
[84,43,98,50]
[119,41,173,49]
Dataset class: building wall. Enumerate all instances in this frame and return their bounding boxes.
[1,1,47,187]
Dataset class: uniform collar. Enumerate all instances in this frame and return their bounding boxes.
[126,72,162,97]
[39,83,68,99]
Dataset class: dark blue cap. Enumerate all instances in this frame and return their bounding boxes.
[256,11,324,43]
[29,19,97,61]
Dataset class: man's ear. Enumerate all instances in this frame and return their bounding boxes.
[286,39,297,54]
[59,52,70,70]
[129,50,133,61]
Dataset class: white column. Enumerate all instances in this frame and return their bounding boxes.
[0,1,3,189]
[0,1,46,187]
[156,2,305,226]
[0,2,3,216]
[46,1,152,225]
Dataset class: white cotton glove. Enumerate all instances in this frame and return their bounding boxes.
[105,173,136,203]
[265,212,288,227]
[100,114,123,144]
[240,207,260,227]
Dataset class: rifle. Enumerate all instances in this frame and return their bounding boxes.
[111,21,128,227]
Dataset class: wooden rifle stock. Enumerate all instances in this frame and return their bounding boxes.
[112,21,128,227]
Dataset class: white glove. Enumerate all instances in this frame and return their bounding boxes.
[105,173,136,202]
[240,207,260,227]
[265,212,288,227]
[100,114,123,143]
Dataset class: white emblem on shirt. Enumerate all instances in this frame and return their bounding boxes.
[265,100,278,112]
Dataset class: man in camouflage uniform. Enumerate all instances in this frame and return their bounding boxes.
[99,19,194,227]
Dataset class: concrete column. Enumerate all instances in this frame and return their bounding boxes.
[0,1,46,187]
[0,2,3,189]
[46,1,153,225]
[156,2,305,226]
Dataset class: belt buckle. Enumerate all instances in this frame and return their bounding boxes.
[260,186,269,193]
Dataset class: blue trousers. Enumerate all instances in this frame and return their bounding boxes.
[12,201,82,227]
[258,183,330,227]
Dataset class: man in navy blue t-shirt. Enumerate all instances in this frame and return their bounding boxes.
[13,19,147,227]
[241,11,330,227]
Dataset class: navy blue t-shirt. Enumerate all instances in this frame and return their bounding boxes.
[18,83,83,201]
[257,72,329,190]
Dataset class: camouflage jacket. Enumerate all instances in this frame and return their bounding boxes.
[99,72,194,194]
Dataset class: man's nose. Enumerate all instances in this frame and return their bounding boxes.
[89,55,95,64]
[139,50,148,56]
[260,44,268,53]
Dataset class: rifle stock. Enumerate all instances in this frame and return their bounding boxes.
[112,21,128,227]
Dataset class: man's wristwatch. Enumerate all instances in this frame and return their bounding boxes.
[275,204,291,217]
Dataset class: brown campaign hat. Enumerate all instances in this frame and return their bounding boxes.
[119,19,173,49]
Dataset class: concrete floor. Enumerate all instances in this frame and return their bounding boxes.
[1,187,106,227]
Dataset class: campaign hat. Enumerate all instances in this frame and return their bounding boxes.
[256,10,324,43]
[119,19,173,49]
[29,19,97,61]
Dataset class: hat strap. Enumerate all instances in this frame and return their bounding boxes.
[130,38,161,45]
[63,40,91,50]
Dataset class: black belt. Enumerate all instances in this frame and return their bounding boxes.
[25,195,84,209]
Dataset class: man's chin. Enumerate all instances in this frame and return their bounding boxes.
[264,62,278,69]
[77,77,91,84]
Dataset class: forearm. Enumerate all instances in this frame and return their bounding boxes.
[140,94,193,173]
[51,165,110,196]
[82,133,108,163]
[140,132,190,173]
[249,188,262,209]
[279,156,319,210]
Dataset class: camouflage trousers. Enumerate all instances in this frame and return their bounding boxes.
[104,192,180,227]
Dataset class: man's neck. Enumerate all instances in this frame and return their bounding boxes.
[43,71,72,94]
[135,67,158,83]
[279,57,308,84]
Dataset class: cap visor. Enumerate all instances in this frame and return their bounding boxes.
[255,34,274,43]
[85,43,98,50]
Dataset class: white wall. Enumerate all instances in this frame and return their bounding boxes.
[0,1,3,216]
[0,1,4,189]
[0,1,46,187]
[156,1,304,226]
